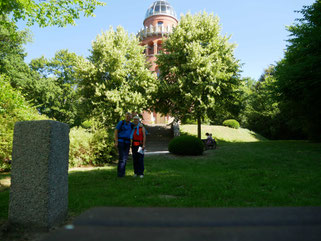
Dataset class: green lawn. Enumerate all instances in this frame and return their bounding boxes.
[1,140,320,221]
[180,124,267,142]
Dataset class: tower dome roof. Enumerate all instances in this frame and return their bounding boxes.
[145,1,177,21]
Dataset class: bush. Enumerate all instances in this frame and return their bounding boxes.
[90,128,118,166]
[0,76,45,171]
[69,127,93,167]
[223,119,240,129]
[168,135,204,156]
[69,126,118,167]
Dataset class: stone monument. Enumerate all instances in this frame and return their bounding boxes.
[9,120,70,229]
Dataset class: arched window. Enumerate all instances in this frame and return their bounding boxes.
[158,21,164,26]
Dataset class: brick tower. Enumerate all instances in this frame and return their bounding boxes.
[138,0,178,124]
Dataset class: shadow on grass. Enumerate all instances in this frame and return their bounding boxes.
[1,140,321,222]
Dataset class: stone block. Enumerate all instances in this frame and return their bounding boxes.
[9,120,70,229]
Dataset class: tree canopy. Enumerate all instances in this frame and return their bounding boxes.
[27,50,84,126]
[0,0,105,27]
[0,15,33,86]
[0,75,44,170]
[275,0,321,141]
[77,26,157,127]
[155,12,241,138]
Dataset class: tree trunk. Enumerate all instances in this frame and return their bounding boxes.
[197,117,202,139]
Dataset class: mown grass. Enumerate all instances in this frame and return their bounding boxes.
[180,124,267,142]
[1,140,320,220]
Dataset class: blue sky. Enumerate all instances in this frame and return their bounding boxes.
[18,0,315,80]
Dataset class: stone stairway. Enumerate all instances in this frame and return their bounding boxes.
[144,124,173,153]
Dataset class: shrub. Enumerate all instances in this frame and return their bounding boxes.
[69,126,118,167]
[69,127,93,167]
[223,119,240,129]
[81,119,93,129]
[168,135,204,156]
[0,76,45,171]
[90,128,118,166]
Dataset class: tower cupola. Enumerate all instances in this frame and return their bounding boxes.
[144,0,177,22]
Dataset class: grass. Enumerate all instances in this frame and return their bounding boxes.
[180,124,267,142]
[1,140,320,221]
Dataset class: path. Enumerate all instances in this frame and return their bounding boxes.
[42,207,321,241]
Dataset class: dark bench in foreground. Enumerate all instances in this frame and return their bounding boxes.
[43,207,321,241]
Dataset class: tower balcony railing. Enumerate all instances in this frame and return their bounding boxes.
[137,25,174,40]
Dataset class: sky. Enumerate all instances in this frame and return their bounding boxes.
[17,0,316,80]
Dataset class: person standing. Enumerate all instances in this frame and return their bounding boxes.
[131,116,146,178]
[114,112,134,177]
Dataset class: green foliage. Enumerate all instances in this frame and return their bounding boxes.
[181,116,211,125]
[155,12,241,138]
[69,124,117,167]
[78,26,157,127]
[69,127,93,167]
[81,119,93,129]
[89,127,117,166]
[27,50,85,126]
[0,15,29,62]
[244,67,281,138]
[0,75,44,171]
[275,0,321,141]
[206,77,254,126]
[0,0,106,27]
[0,16,35,88]
[222,119,240,129]
[239,66,297,140]
[168,135,204,156]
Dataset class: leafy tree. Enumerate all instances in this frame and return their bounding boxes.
[0,75,44,171]
[0,15,35,87]
[155,12,241,138]
[28,50,84,126]
[242,66,283,139]
[77,26,157,127]
[207,77,251,126]
[0,0,105,27]
[241,66,305,139]
[275,0,321,141]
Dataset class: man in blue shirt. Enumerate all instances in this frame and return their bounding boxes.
[114,112,133,177]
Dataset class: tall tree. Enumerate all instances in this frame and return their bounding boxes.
[155,12,241,138]
[28,50,84,126]
[0,75,43,170]
[0,0,105,27]
[209,76,255,126]
[0,15,35,86]
[275,0,321,141]
[77,26,157,127]
[243,66,284,139]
